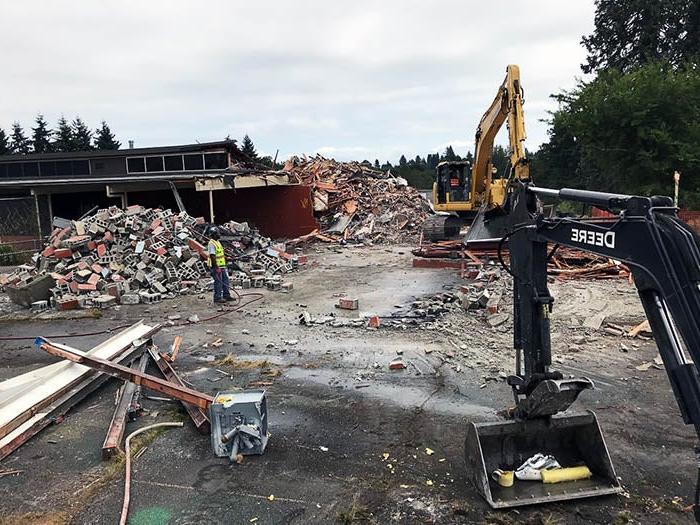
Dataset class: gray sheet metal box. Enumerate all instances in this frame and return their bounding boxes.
[210,390,268,460]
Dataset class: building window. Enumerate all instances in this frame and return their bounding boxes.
[0,164,7,178]
[7,163,22,177]
[184,154,204,171]
[40,161,56,177]
[73,160,90,175]
[94,161,105,170]
[164,155,184,171]
[146,156,164,172]
[204,153,227,170]
[127,157,146,173]
[22,162,39,177]
[56,161,74,176]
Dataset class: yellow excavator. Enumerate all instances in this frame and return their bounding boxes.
[424,64,530,243]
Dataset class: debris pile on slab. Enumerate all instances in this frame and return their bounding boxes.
[0,207,303,311]
[412,241,630,280]
[218,220,304,291]
[284,155,432,244]
[0,206,212,310]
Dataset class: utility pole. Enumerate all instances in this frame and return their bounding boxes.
[674,171,681,207]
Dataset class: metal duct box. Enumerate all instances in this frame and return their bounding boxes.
[210,390,268,461]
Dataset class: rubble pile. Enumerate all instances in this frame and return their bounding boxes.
[218,219,304,291]
[0,205,212,310]
[0,207,303,311]
[413,241,630,280]
[284,155,432,244]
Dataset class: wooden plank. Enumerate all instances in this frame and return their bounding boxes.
[148,348,210,434]
[0,321,160,440]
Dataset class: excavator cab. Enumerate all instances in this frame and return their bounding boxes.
[434,161,471,206]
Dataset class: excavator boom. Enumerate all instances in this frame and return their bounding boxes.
[471,64,529,205]
[426,64,530,241]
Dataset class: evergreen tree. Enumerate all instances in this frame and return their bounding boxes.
[399,154,407,167]
[72,117,93,151]
[443,145,457,161]
[31,114,53,153]
[0,128,9,155]
[52,116,75,152]
[426,153,440,170]
[374,159,380,169]
[240,134,258,159]
[581,0,700,73]
[94,121,121,150]
[9,122,31,154]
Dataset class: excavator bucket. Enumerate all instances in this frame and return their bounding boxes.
[464,411,621,508]
[464,205,511,248]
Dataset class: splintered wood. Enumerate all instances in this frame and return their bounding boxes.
[413,240,630,280]
[283,156,431,244]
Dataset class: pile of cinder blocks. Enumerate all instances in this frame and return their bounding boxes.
[3,205,210,310]
[219,222,301,293]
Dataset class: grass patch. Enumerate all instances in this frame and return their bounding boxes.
[215,354,270,370]
[0,511,71,525]
[612,510,632,525]
[337,502,371,524]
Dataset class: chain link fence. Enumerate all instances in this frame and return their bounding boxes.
[0,196,41,265]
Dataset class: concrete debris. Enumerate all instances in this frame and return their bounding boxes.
[284,156,432,244]
[0,206,306,310]
[1,206,210,310]
[337,298,359,310]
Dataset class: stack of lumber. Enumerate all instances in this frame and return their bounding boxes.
[0,321,160,460]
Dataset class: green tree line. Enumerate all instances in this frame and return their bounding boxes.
[0,115,120,155]
[531,0,700,209]
[380,0,700,208]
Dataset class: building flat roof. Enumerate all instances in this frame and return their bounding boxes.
[0,140,238,163]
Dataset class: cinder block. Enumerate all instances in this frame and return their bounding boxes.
[121,293,140,305]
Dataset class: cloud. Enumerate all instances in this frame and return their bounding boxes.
[0,1,596,163]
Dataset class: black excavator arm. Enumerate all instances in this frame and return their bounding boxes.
[499,180,700,515]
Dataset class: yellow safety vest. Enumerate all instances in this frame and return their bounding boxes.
[208,239,226,267]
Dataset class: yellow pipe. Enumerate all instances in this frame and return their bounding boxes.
[541,466,592,484]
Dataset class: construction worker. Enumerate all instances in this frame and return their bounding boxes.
[207,228,233,304]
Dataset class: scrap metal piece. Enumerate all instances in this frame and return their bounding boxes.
[37,342,214,410]
[210,390,268,461]
[101,353,149,459]
[147,347,210,434]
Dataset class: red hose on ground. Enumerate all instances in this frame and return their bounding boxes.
[119,422,183,525]
[0,287,265,342]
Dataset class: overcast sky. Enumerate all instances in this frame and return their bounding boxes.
[0,1,594,163]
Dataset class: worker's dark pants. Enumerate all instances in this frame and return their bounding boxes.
[211,268,231,300]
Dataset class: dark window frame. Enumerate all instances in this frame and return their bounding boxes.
[164,155,184,171]
[145,156,165,172]
[126,157,146,174]
[183,154,205,171]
